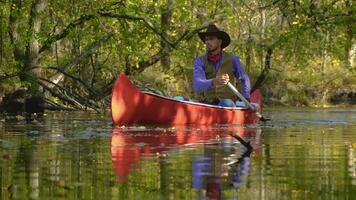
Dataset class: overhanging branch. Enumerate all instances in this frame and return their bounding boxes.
[98,11,177,49]
[251,48,273,93]
[39,14,96,53]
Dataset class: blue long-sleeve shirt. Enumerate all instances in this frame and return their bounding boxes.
[193,53,251,99]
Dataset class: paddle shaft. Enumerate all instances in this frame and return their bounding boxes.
[226,82,264,120]
[227,82,255,110]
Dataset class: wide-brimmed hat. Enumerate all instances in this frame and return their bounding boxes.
[198,24,231,48]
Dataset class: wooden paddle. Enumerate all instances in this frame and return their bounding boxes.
[227,82,268,121]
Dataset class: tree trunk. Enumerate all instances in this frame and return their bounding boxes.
[5,0,47,114]
[344,0,355,70]
[321,31,329,105]
[160,0,174,70]
[9,0,25,65]
[0,4,3,67]
[349,42,356,69]
[49,8,65,86]
[259,0,266,71]
[24,0,46,88]
[245,30,252,73]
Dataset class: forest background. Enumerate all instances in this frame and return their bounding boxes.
[0,0,355,112]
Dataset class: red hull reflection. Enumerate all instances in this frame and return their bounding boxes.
[111,126,259,182]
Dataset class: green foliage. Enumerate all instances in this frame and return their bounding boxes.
[0,0,355,107]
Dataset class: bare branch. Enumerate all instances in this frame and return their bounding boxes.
[47,67,93,91]
[1,34,113,83]
[39,14,96,53]
[251,48,273,92]
[98,11,177,49]
[0,71,21,81]
[55,33,113,70]
[179,23,210,41]
[0,66,37,82]
[124,23,210,75]
[257,0,282,10]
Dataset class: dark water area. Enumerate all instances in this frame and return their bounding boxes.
[0,108,355,200]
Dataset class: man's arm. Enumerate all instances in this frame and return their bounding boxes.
[193,57,213,92]
[232,55,251,100]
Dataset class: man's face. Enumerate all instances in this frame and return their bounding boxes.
[205,35,222,53]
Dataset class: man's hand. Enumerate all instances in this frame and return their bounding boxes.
[213,74,230,86]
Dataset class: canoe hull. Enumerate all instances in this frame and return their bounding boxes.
[111,72,262,126]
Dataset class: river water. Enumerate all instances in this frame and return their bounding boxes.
[0,107,355,200]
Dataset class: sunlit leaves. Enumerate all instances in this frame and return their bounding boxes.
[0,0,354,106]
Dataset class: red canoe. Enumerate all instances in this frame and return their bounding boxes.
[111,72,262,126]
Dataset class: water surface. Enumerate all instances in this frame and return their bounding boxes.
[0,108,355,199]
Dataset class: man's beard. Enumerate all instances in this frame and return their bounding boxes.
[207,47,218,53]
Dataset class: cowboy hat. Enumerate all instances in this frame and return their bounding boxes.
[198,24,231,48]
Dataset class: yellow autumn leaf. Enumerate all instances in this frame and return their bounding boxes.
[331,59,340,65]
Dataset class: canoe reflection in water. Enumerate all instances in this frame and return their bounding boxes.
[111,126,260,198]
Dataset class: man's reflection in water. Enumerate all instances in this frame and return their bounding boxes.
[192,135,252,200]
[231,148,251,189]
[206,176,222,200]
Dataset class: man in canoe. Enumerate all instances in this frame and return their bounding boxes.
[193,24,251,107]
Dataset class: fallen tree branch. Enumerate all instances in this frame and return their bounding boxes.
[39,77,101,112]
[38,78,85,109]
[47,67,97,96]
[44,98,78,111]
